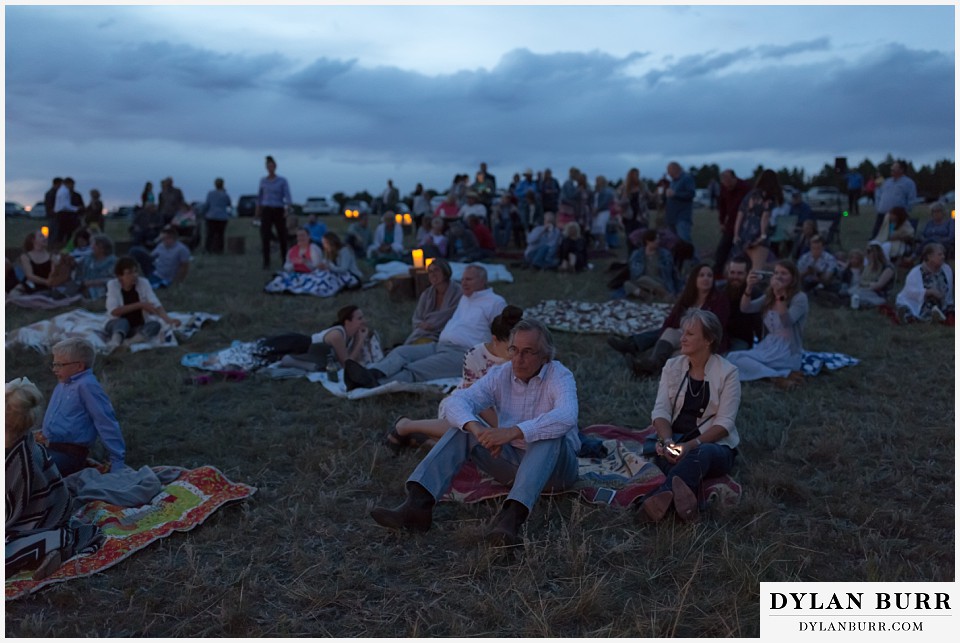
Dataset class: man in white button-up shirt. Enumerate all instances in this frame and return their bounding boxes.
[370,318,580,546]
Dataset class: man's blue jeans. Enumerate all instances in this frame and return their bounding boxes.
[409,427,579,511]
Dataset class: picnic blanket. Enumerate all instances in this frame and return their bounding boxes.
[800,351,860,376]
[5,309,220,355]
[524,299,673,336]
[263,269,360,297]
[370,261,514,284]
[444,424,742,510]
[5,465,256,601]
[180,334,383,376]
[6,292,84,310]
[308,370,461,399]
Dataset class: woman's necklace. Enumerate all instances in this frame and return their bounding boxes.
[687,376,707,415]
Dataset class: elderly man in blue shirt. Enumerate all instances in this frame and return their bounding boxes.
[371,318,580,547]
[41,338,127,476]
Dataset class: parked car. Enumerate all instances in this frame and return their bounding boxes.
[804,186,844,208]
[108,205,137,218]
[236,194,258,218]
[28,202,47,219]
[302,196,336,216]
[341,200,371,219]
[5,201,28,218]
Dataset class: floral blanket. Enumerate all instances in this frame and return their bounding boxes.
[444,424,742,510]
[5,309,220,354]
[6,466,256,601]
[523,299,672,337]
[264,270,360,297]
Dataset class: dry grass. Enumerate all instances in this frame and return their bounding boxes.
[4,206,954,637]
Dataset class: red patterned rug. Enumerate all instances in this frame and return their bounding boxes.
[6,466,256,601]
[445,424,741,510]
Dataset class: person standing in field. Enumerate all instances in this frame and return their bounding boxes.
[256,155,293,270]
[202,177,232,255]
[871,161,917,239]
[664,161,696,244]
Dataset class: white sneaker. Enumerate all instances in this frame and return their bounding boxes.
[104,334,123,354]
[930,306,946,323]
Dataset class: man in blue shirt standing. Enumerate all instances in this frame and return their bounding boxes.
[845,169,863,216]
[665,161,696,244]
[41,338,127,476]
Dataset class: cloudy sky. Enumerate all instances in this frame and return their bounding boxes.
[4,2,956,211]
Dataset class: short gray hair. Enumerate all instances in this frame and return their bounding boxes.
[509,318,556,361]
[680,309,724,353]
[92,234,114,255]
[52,338,96,369]
[464,264,488,288]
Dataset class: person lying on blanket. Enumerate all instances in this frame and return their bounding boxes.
[6,377,103,580]
[277,305,376,370]
[104,256,181,351]
[371,318,580,547]
[40,338,129,476]
[386,305,524,452]
[344,264,506,389]
[639,309,741,523]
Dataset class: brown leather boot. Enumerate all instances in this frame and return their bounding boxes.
[370,482,435,532]
[486,499,529,547]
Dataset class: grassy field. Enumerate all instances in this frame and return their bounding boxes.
[4,205,954,637]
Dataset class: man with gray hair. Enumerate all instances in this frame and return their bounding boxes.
[345,264,506,388]
[41,338,127,475]
[370,318,581,546]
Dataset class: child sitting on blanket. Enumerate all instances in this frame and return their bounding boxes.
[104,256,181,352]
[6,376,103,580]
[384,305,523,453]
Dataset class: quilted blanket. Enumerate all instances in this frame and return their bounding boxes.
[308,371,461,399]
[523,299,672,337]
[5,309,220,354]
[444,424,741,510]
[263,269,359,297]
[5,465,256,601]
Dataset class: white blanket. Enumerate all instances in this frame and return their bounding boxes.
[306,369,461,399]
[6,308,221,354]
[370,261,514,284]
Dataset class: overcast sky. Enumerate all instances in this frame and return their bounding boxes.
[4,3,956,210]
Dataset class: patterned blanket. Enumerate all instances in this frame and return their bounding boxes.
[5,309,220,354]
[5,465,256,601]
[524,299,673,337]
[370,260,514,284]
[264,270,360,297]
[181,334,384,375]
[800,351,860,376]
[6,292,84,310]
[444,424,742,510]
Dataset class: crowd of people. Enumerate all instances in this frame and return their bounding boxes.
[6,157,953,573]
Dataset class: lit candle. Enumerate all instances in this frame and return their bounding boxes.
[425,257,435,269]
[41,226,49,237]
[952,210,956,220]
[395,213,403,224]
[403,213,412,225]
[412,249,424,269]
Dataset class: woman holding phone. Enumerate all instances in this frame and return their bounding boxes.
[639,309,741,523]
[725,259,808,381]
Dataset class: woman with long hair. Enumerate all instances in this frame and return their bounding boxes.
[627,263,730,376]
[725,259,808,381]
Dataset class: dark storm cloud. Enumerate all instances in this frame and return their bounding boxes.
[757,37,830,59]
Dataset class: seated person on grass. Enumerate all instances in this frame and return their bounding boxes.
[415,216,449,259]
[638,309,741,523]
[920,202,954,257]
[797,235,839,293]
[304,213,327,245]
[387,305,524,452]
[11,230,63,298]
[284,227,324,273]
[40,338,129,476]
[846,243,895,308]
[624,229,681,301]
[404,258,462,345]
[370,318,580,547]
[447,220,490,263]
[609,263,730,377]
[345,212,373,259]
[74,234,117,300]
[131,225,190,289]
[895,242,953,324]
[522,211,561,269]
[6,376,102,580]
[104,256,181,351]
[344,265,506,389]
[367,212,405,264]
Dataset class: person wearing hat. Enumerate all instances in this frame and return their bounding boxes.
[147,224,191,288]
[457,190,488,224]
